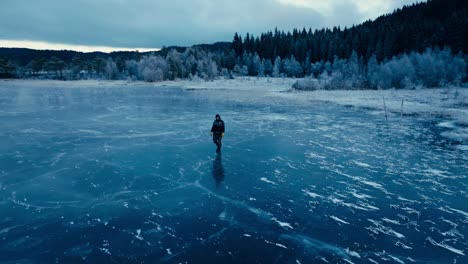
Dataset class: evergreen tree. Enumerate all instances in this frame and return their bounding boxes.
[230,0,467,66]
[0,57,16,78]
[233,33,243,56]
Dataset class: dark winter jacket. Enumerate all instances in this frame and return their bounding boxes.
[211,119,225,135]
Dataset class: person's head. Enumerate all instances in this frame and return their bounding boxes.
[215,114,220,121]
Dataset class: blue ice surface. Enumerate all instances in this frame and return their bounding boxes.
[0,81,467,263]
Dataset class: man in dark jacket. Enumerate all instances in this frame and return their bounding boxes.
[210,114,225,151]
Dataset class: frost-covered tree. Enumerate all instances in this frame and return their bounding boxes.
[272,56,282,77]
[219,68,231,79]
[184,53,198,76]
[166,49,186,80]
[138,55,168,82]
[411,48,465,87]
[263,59,273,77]
[232,64,243,76]
[105,57,119,80]
[125,60,139,80]
[367,48,465,88]
[379,54,415,88]
[344,51,365,89]
[195,58,218,80]
[323,61,332,75]
[345,51,360,78]
[196,60,207,79]
[240,65,249,76]
[241,52,255,76]
[366,55,379,89]
[252,54,265,76]
[294,47,466,90]
[207,60,219,79]
[67,56,84,80]
[284,55,302,77]
[310,61,324,77]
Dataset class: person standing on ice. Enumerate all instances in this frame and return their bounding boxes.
[210,114,225,151]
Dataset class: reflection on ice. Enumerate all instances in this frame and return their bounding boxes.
[212,152,224,186]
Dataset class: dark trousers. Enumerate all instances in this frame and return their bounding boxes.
[212,134,222,149]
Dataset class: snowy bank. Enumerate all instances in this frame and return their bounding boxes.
[290,88,468,142]
[158,76,296,92]
[161,77,468,129]
[290,88,468,124]
[160,77,468,145]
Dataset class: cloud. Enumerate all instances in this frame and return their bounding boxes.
[278,0,421,26]
[0,0,422,48]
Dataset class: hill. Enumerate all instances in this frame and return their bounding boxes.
[233,0,467,63]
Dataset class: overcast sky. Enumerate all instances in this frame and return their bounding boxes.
[0,0,423,52]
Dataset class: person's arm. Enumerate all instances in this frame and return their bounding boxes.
[221,121,225,136]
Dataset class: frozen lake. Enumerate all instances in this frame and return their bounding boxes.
[0,81,467,263]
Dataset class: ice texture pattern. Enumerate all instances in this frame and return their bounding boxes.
[0,80,467,263]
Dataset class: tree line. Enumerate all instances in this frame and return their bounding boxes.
[233,0,467,64]
[293,48,465,90]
